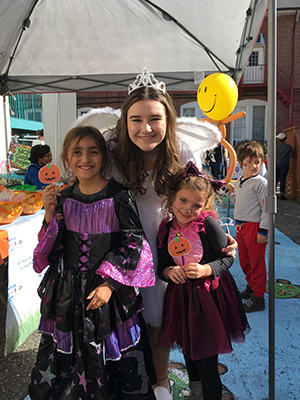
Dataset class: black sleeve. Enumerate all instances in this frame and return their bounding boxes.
[104,188,145,271]
[200,215,233,278]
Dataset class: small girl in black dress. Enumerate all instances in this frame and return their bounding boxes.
[157,161,249,400]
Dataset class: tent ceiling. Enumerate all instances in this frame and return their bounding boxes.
[0,0,267,95]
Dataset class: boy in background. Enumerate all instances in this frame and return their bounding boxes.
[224,141,268,312]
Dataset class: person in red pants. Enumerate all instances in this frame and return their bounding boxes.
[223,141,268,312]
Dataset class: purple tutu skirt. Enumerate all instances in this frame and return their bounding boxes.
[158,271,249,361]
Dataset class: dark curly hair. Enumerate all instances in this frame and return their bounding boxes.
[29,144,51,164]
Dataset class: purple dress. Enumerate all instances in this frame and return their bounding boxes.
[157,212,250,361]
[29,179,156,400]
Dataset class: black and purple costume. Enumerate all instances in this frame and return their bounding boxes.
[29,179,156,400]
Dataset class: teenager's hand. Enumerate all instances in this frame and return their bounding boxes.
[164,266,186,284]
[184,263,213,279]
[257,233,267,244]
[42,183,60,223]
[222,234,237,258]
[86,281,113,310]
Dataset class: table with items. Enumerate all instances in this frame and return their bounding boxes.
[0,210,45,355]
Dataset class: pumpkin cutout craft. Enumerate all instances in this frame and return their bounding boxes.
[38,163,61,184]
[168,234,191,266]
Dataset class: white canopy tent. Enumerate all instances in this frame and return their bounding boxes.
[0,1,279,399]
[0,0,268,94]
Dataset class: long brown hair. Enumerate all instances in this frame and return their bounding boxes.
[108,86,182,197]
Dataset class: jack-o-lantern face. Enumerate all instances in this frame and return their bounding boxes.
[168,236,191,257]
[38,164,61,184]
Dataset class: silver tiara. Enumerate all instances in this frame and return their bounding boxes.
[128,67,166,95]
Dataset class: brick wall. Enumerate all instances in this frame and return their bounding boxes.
[77,90,197,116]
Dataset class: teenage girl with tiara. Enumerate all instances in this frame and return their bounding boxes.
[104,68,237,399]
[157,161,250,400]
[29,126,156,399]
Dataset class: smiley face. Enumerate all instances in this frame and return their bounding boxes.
[197,73,238,121]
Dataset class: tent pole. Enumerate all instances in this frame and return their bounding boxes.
[267,1,277,399]
[3,95,9,153]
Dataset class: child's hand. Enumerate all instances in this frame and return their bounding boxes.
[86,281,113,310]
[184,263,213,279]
[222,234,237,258]
[56,213,64,223]
[164,266,186,284]
[257,233,267,244]
[42,183,60,223]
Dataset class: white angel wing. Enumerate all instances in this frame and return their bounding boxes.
[69,107,121,133]
[70,110,221,155]
[176,117,222,153]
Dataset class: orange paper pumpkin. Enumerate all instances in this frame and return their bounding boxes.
[168,235,191,257]
[39,163,61,184]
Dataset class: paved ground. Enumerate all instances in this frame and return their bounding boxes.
[0,195,299,400]
[274,196,300,246]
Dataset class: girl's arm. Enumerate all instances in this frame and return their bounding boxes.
[200,215,234,278]
[42,183,61,223]
[33,184,63,273]
[33,214,60,273]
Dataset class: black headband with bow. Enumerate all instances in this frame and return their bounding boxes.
[179,161,225,192]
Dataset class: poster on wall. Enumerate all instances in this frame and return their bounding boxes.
[0,210,45,355]
[8,142,31,170]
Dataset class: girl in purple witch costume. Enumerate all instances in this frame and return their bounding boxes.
[157,161,249,400]
[29,126,156,400]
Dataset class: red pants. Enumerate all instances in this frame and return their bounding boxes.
[236,222,267,297]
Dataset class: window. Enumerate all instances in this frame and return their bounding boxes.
[248,51,259,66]
[243,47,265,83]
[77,107,92,117]
[182,108,196,117]
[232,106,247,145]
[231,100,267,144]
[253,106,265,141]
[180,101,205,119]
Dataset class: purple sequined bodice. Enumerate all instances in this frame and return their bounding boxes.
[64,197,119,234]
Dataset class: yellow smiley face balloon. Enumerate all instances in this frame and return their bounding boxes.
[197,73,238,121]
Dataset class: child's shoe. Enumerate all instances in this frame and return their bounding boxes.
[239,284,253,299]
[154,378,173,400]
[188,381,204,400]
[244,294,265,312]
